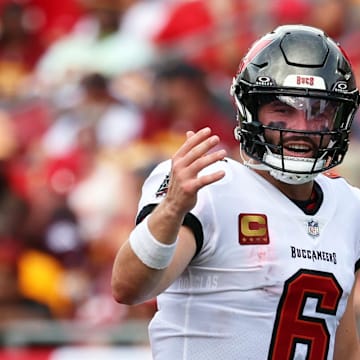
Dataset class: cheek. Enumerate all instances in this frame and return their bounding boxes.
[263,128,280,143]
[319,134,331,147]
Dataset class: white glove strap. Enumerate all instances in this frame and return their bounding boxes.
[129,216,177,270]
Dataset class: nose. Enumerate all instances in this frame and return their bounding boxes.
[291,109,309,130]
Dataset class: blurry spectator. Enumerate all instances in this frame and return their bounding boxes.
[68,162,145,324]
[307,0,349,39]
[66,153,139,244]
[0,261,52,326]
[6,149,91,318]
[0,109,17,159]
[0,159,53,323]
[0,160,28,261]
[118,0,169,42]
[152,0,254,79]
[270,0,349,40]
[34,73,144,260]
[43,206,86,268]
[42,72,144,159]
[17,248,78,318]
[270,0,312,26]
[140,61,237,159]
[35,0,156,91]
[34,73,145,320]
[27,0,84,45]
[0,2,46,98]
[0,141,27,279]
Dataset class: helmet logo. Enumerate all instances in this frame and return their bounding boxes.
[333,81,348,92]
[296,76,314,86]
[283,75,326,90]
[256,76,273,86]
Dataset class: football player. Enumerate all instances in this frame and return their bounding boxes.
[111,25,360,359]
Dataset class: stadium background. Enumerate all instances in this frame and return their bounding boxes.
[0,0,359,358]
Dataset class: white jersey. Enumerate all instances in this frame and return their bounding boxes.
[137,158,360,360]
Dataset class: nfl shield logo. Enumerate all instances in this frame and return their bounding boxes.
[307,220,320,237]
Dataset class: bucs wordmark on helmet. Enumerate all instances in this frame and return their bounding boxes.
[231,24,359,184]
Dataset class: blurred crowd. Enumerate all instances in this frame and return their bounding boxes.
[0,0,360,337]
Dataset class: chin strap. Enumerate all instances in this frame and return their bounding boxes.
[268,169,318,185]
[239,147,319,185]
[239,146,268,171]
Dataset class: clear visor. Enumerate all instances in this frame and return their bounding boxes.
[273,96,340,131]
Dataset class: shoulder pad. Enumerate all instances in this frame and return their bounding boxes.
[323,171,342,179]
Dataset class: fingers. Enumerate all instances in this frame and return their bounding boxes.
[175,128,224,168]
[165,127,227,214]
[189,147,226,175]
[187,136,224,168]
[189,148,226,190]
[186,130,195,139]
[196,169,226,188]
[172,127,227,187]
[174,127,212,158]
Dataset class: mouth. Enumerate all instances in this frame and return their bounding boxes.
[282,141,315,158]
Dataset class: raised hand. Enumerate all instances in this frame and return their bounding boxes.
[164,127,227,217]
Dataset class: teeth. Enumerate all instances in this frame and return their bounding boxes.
[287,144,310,151]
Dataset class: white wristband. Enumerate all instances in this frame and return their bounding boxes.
[129,216,177,270]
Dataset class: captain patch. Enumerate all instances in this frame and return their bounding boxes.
[239,214,269,245]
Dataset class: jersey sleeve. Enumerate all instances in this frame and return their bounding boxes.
[135,159,205,257]
[137,159,172,216]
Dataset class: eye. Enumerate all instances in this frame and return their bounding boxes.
[310,106,335,123]
[267,121,287,129]
[272,104,295,115]
[309,100,337,119]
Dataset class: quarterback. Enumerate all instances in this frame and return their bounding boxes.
[111,25,360,359]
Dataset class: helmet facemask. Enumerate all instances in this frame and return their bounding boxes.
[233,88,356,184]
[231,25,359,184]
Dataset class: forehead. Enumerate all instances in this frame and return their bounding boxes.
[259,96,337,110]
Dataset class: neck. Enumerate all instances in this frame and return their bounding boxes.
[255,169,314,201]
